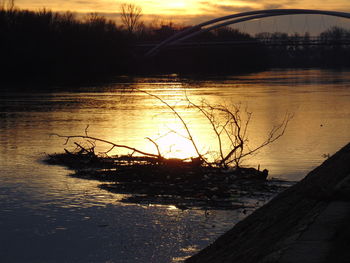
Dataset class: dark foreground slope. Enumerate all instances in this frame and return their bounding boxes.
[186,142,350,263]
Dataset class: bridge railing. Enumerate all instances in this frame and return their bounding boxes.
[135,36,350,50]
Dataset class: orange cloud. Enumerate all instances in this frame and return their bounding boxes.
[15,0,350,20]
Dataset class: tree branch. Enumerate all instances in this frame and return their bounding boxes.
[51,133,159,158]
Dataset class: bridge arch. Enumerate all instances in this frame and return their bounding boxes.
[145,9,350,57]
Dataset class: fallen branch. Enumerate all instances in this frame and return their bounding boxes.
[50,133,160,158]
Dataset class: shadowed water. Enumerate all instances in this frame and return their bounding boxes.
[0,69,349,262]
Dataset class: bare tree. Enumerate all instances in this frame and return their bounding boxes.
[84,12,104,24]
[120,3,142,33]
[0,0,15,10]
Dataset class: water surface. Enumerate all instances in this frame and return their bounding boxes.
[0,69,349,262]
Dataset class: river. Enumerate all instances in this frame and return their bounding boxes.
[0,69,349,262]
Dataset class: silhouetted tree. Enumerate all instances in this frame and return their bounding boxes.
[120,3,142,33]
[320,26,350,42]
[0,0,15,10]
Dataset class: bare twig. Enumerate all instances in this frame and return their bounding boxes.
[239,112,293,159]
[145,137,162,158]
[185,95,225,162]
[85,125,89,136]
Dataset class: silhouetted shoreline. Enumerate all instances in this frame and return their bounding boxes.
[1,8,350,86]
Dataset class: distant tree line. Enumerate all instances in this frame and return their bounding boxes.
[0,8,132,83]
[253,27,350,68]
[1,5,350,83]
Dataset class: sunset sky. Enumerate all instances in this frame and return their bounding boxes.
[14,0,350,26]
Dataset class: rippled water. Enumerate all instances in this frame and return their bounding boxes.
[1,69,349,262]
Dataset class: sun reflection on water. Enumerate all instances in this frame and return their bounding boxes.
[100,87,275,163]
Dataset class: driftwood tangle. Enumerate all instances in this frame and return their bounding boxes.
[46,144,288,210]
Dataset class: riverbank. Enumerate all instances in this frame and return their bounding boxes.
[186,142,350,263]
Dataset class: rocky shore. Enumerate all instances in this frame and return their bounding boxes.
[186,142,350,263]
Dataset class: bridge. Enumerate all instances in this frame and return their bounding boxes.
[137,36,350,51]
[144,9,350,57]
